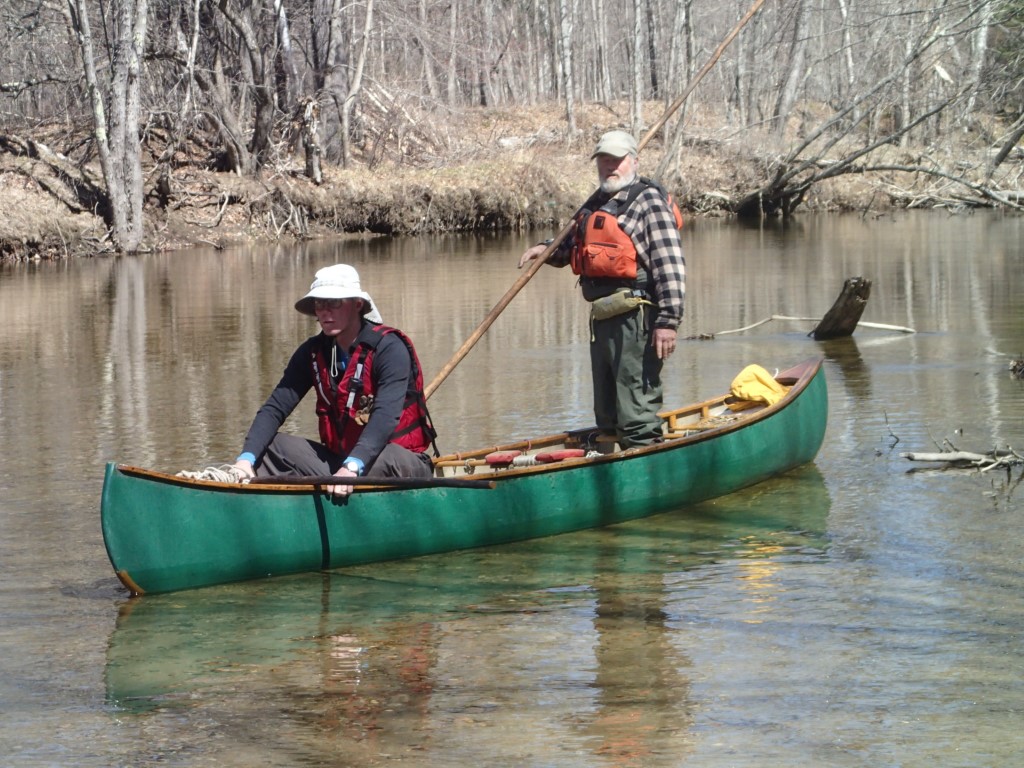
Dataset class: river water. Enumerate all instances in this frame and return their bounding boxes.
[1,212,1022,767]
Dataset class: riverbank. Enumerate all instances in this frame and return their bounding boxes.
[0,101,1013,261]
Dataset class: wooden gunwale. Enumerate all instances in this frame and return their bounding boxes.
[114,359,819,491]
[430,359,815,478]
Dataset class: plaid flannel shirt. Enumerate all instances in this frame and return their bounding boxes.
[549,181,686,330]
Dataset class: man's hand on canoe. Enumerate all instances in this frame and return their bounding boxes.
[328,467,358,498]
[231,459,256,480]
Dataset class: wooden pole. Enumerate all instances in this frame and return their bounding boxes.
[423,0,767,400]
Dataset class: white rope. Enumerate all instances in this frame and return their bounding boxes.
[176,465,251,483]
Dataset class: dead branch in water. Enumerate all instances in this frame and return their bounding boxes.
[901,444,1023,473]
[697,277,915,339]
[709,315,915,337]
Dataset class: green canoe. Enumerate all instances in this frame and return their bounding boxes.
[101,358,828,595]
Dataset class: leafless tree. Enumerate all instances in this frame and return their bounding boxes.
[66,0,149,252]
[629,0,642,135]
[557,0,577,135]
[1,0,1021,233]
[771,0,809,136]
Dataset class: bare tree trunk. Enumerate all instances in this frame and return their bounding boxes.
[557,0,577,135]
[67,0,148,252]
[836,0,858,125]
[964,0,993,117]
[594,0,611,103]
[544,0,559,99]
[772,0,808,136]
[630,0,642,135]
[730,0,751,125]
[144,0,202,198]
[341,0,374,167]
[651,0,692,182]
[322,0,350,163]
[446,0,459,106]
[298,97,323,183]
[216,0,275,171]
[645,0,659,99]
[417,0,439,100]
[667,0,688,99]
[479,0,494,106]
[194,46,251,174]
[175,0,201,141]
[900,36,913,147]
[987,114,1024,180]
[274,0,300,112]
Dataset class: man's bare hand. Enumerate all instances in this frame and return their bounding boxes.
[231,459,255,479]
[328,466,357,498]
[518,243,548,269]
[653,328,677,360]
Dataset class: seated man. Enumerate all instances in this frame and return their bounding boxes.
[231,263,437,497]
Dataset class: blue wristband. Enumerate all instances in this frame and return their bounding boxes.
[236,452,256,465]
[343,457,365,475]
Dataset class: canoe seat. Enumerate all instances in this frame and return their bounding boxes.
[535,449,587,463]
[485,451,521,467]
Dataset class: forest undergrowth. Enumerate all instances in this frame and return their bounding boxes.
[0,100,1018,261]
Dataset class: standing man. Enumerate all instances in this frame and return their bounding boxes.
[519,130,685,448]
[230,263,436,497]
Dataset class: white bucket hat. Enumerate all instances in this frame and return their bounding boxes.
[295,264,383,323]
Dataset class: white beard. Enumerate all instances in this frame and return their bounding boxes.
[600,171,637,195]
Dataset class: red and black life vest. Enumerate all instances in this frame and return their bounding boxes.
[311,325,436,457]
[570,177,683,292]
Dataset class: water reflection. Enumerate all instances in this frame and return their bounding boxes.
[816,337,871,402]
[577,548,695,765]
[3,212,1024,766]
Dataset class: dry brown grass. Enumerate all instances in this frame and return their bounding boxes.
[0,99,1016,260]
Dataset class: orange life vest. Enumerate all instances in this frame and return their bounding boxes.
[311,325,436,457]
[570,177,683,283]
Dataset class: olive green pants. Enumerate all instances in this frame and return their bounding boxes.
[589,306,664,447]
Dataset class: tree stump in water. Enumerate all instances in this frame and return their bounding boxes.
[809,277,872,340]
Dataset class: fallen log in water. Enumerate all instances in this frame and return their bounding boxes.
[710,315,915,337]
[702,277,916,339]
[901,448,1023,472]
